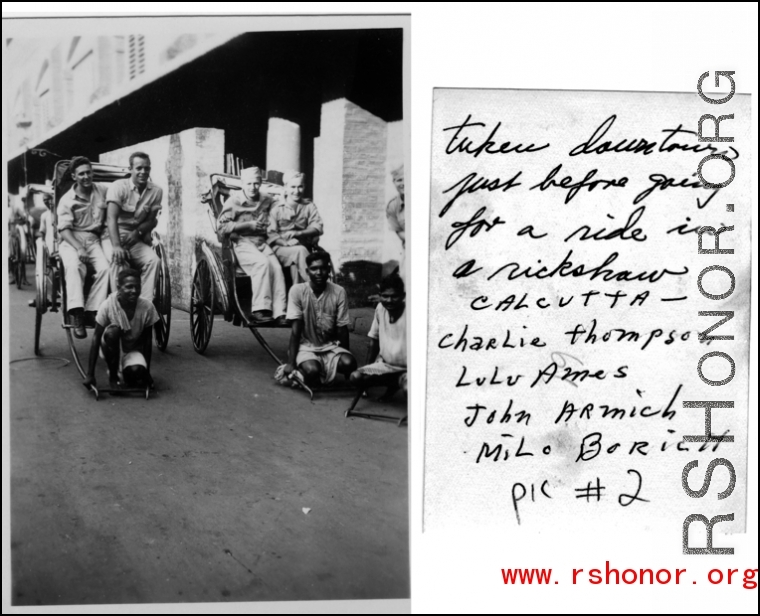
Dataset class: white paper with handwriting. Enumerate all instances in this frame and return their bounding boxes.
[424,89,750,535]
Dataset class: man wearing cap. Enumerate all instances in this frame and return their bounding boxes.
[102,151,161,302]
[83,268,158,390]
[218,166,287,325]
[268,170,323,284]
[57,156,111,338]
[386,163,406,279]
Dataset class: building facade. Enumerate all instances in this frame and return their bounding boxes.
[6,30,405,308]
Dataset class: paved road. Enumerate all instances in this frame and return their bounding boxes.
[8,265,409,606]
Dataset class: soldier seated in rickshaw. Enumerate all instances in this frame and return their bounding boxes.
[282,250,357,387]
[84,268,159,391]
[268,170,325,285]
[102,152,161,302]
[217,166,287,325]
[56,156,110,338]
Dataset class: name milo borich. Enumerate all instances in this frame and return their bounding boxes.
[682,71,740,555]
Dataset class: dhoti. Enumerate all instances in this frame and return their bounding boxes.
[296,343,354,385]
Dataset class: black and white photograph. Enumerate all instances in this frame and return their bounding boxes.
[3,13,409,608]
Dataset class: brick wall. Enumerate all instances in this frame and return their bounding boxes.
[313,98,403,302]
[341,101,387,264]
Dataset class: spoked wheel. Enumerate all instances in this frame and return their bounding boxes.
[16,260,24,290]
[153,243,172,352]
[59,274,87,379]
[13,237,24,290]
[190,256,215,354]
[26,230,37,264]
[34,240,48,356]
[34,312,42,356]
[65,327,87,378]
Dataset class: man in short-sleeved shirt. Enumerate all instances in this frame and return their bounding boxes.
[84,268,158,390]
[348,273,407,409]
[284,251,356,386]
[367,301,407,369]
[102,152,161,301]
[57,156,111,337]
[268,170,324,284]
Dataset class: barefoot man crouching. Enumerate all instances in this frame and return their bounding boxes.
[347,273,407,412]
[283,251,357,388]
[83,268,159,391]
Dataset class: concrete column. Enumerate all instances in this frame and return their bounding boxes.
[313,97,388,290]
[313,100,348,266]
[266,117,301,175]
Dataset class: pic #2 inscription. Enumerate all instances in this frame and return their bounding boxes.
[681,70,741,556]
[425,89,750,532]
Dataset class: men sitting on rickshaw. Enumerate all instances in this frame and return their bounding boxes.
[57,156,111,338]
[283,250,357,387]
[84,268,159,391]
[268,170,324,284]
[349,272,408,403]
[218,166,288,325]
[103,151,161,302]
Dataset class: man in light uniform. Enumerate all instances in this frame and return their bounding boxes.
[268,170,323,284]
[56,156,111,338]
[102,151,161,301]
[386,163,406,280]
[217,166,287,325]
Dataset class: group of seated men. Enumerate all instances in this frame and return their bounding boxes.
[56,152,161,339]
[50,153,161,390]
[55,155,406,400]
[216,166,322,325]
[219,165,407,400]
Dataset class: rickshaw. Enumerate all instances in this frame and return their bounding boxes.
[8,185,45,288]
[24,183,53,263]
[8,211,29,290]
[191,172,314,398]
[33,160,172,399]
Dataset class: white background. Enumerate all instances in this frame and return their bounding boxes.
[3,3,758,614]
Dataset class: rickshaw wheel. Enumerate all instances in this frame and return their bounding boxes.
[190,257,215,354]
[35,240,48,316]
[27,231,36,264]
[34,312,42,356]
[153,243,171,352]
[14,239,24,290]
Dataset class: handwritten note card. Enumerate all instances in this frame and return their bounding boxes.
[424,89,750,533]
